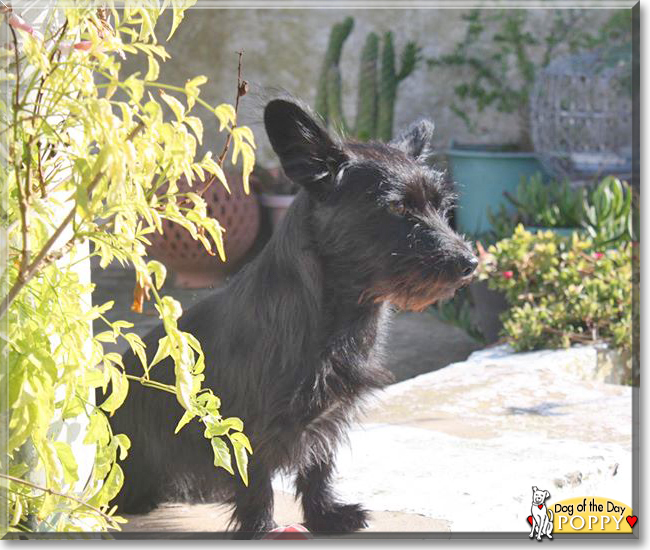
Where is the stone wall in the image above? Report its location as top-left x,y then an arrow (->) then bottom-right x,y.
126,7 -> 615,166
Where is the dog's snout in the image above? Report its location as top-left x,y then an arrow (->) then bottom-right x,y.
459,256 -> 478,277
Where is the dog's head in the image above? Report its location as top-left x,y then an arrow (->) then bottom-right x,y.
532,486 -> 550,506
264,99 -> 477,311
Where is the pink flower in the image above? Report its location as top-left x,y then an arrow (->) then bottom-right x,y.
8,14 -> 34,34
8,14 -> 43,40
73,40 -> 93,51
502,270 -> 514,279
593,252 -> 604,260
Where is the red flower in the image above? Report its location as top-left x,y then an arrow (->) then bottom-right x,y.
502,270 -> 514,279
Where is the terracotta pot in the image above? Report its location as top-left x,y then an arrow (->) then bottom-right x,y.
259,193 -> 296,230
147,172 -> 260,288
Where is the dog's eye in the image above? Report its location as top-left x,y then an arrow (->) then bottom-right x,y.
387,200 -> 407,217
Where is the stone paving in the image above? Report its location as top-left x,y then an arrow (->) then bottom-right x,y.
300,345 -> 634,534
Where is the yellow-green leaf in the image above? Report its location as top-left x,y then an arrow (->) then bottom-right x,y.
174,409 -> 195,434
160,90 -> 185,122
214,103 -> 236,130
211,437 -> 234,475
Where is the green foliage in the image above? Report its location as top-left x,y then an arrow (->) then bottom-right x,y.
582,176 -> 636,248
355,32 -> 379,141
510,173 -> 584,228
486,173 -> 584,241
479,225 -> 632,353
484,175 -> 635,248
316,18 -> 420,141
1,4 -> 254,533
315,16 -> 354,122
428,9 -> 628,148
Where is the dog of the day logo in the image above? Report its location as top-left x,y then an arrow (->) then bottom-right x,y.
528,487 -> 554,540
526,490 -> 637,538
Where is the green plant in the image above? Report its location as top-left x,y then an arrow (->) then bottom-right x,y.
582,176 -> 635,248
510,174 -> 584,228
486,173 -> 584,240
428,9 -> 623,149
316,17 -> 420,141
478,225 -> 631,355
484,174 -> 636,248
1,4 -> 256,533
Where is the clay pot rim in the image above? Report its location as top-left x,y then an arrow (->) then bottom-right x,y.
259,193 -> 297,208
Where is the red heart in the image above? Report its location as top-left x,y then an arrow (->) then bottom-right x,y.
527,516 -> 533,525
626,516 -> 637,528
538,505 -> 543,509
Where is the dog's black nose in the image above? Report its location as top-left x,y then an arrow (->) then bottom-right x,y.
460,256 -> 478,277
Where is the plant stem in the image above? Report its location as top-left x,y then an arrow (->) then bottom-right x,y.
0,473 -> 118,527
0,173 -> 100,319
0,121 -> 144,319
9,24 -> 30,283
197,50 -> 247,198
124,374 -> 176,395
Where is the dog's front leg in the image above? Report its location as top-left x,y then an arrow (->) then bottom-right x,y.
296,459 -> 369,534
537,516 -> 546,541
529,515 -> 536,538
231,461 -> 277,539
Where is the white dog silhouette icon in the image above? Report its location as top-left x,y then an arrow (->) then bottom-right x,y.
529,486 -> 554,540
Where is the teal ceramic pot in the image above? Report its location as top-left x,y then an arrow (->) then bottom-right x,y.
446,143 -> 547,235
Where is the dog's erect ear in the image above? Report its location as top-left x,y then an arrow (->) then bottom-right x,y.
264,100 -> 346,194
391,119 -> 435,162
532,486 -> 538,492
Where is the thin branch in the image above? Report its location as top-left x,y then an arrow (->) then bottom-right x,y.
37,139 -> 46,197
124,374 -> 176,395
8,24 -> 30,283
0,122 -> 143,318
217,50 -> 246,166
197,50 -> 248,198
0,171 -> 101,318
0,473 -> 118,527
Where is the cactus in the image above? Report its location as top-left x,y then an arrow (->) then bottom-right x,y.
354,33 -> 379,141
326,65 -> 349,135
315,17 -> 354,123
378,32 -> 419,141
316,19 -> 420,141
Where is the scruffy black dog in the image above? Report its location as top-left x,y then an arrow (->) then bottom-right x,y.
111,100 -> 477,537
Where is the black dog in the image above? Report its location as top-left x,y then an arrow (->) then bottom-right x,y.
111,100 -> 477,537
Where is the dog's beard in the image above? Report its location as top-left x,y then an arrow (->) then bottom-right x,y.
360,271 -> 468,312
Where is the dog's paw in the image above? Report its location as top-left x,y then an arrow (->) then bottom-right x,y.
305,503 -> 369,533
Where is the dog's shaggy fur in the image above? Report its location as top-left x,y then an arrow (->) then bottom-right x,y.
110,100 -> 477,537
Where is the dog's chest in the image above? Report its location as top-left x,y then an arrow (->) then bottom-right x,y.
289,309 -> 393,454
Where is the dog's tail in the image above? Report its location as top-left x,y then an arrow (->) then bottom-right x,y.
548,509 -> 554,524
